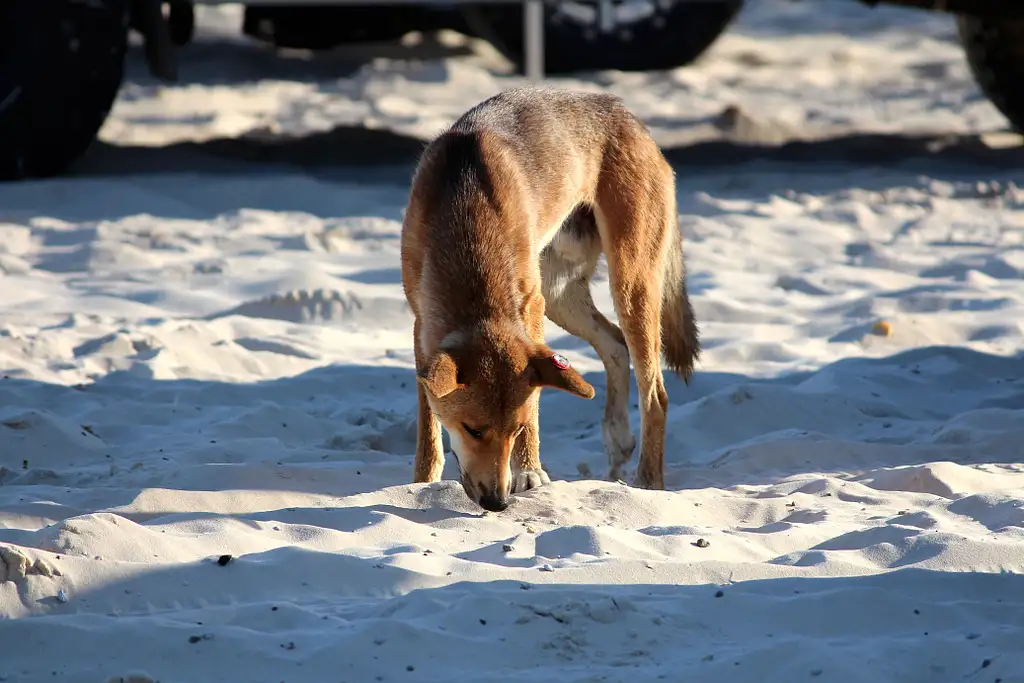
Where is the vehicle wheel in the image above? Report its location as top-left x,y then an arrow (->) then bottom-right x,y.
957,15 -> 1024,132
464,0 -> 743,74
0,0 -> 129,181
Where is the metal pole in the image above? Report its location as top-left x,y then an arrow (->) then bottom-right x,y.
523,0 -> 545,82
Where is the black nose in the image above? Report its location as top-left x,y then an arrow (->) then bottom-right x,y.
478,492 -> 509,512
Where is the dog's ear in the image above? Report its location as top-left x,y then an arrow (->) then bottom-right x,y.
418,350 -> 460,398
528,347 -> 595,400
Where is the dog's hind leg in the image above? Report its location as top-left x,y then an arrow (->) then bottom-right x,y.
540,208 -> 637,482
594,136 -> 676,491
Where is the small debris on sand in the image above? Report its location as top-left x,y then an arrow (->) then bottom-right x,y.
871,320 -> 893,337
106,674 -> 159,683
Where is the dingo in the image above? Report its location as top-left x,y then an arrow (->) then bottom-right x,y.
401,87 -> 699,512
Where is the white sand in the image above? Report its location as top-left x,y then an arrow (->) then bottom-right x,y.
2,2 -> 1024,682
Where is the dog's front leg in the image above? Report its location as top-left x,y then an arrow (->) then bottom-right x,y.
413,381 -> 445,483
412,315 -> 444,483
511,288 -> 552,493
510,392 -> 551,493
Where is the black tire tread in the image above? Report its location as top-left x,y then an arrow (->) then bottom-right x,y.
0,0 -> 128,180
469,0 -> 743,74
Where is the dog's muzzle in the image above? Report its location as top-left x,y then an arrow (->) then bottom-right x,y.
460,473 -> 510,512
478,490 -> 510,513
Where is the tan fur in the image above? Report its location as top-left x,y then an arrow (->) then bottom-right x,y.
400,87 -> 700,511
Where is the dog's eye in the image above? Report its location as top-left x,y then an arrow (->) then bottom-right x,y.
462,423 -> 484,440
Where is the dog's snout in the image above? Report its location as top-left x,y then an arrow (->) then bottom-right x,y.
478,490 -> 510,513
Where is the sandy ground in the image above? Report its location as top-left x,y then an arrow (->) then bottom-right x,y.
1,1 -> 1023,682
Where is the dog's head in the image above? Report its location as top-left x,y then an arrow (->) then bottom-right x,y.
418,326 -> 594,512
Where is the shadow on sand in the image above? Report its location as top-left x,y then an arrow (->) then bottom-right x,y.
2,344 -> 1022,507
0,562 -> 1018,682
73,125 -> 1024,179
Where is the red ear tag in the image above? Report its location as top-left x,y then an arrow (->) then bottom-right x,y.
550,353 -> 571,370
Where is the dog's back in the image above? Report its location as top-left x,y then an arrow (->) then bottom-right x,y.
442,88 -> 648,218
446,87 -> 630,166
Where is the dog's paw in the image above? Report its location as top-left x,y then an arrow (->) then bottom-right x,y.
511,467 -> 551,493
631,469 -> 664,490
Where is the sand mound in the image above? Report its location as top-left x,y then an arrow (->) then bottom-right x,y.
209,289 -> 411,327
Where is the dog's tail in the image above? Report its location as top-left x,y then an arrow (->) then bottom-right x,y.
660,214 -> 700,384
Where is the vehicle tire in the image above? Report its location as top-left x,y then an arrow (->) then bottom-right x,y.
0,0 -> 129,181
464,0 -> 743,74
957,15 -> 1024,132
